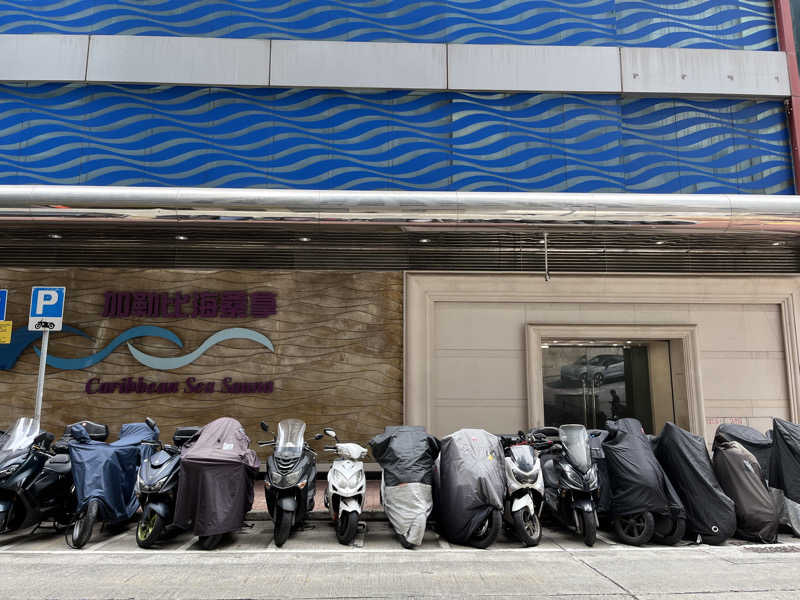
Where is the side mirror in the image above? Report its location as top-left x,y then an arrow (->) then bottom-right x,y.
313,433 -> 324,440
324,428 -> 337,439
145,417 -> 157,431
34,432 -> 54,448
260,421 -> 269,432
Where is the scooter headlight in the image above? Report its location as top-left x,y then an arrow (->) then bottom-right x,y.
270,469 -> 302,488
560,462 -> 585,489
0,463 -> 20,479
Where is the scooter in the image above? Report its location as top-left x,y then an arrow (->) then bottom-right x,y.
500,430 -> 551,547
322,427 -> 367,545
0,418 -> 107,536
539,424 -> 601,546
134,426 -> 200,548
260,419 -> 323,547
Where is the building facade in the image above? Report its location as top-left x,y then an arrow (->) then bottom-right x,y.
1,0 -> 799,449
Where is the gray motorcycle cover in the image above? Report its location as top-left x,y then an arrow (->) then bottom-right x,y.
604,418 -> 685,520
369,426 -> 440,486
768,418 -> 800,504
653,422 -> 736,544
434,429 -> 506,545
715,424 -> 772,480
712,440 -> 778,543
173,417 -> 260,537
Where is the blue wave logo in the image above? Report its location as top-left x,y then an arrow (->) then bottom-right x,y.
0,325 -> 274,371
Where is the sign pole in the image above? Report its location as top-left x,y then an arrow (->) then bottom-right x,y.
34,329 -> 49,423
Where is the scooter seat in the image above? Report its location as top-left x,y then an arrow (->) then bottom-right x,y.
44,453 -> 71,474
173,426 -> 201,447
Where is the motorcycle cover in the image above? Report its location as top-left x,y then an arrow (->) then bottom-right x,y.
768,418 -> 800,504
370,426 -> 440,486
712,440 -> 778,543
434,429 -> 506,545
604,419 -> 684,519
715,424 -> 772,480
370,426 -> 440,545
173,417 -> 259,537
652,422 -> 735,544
69,422 -> 159,522
588,429 -> 612,517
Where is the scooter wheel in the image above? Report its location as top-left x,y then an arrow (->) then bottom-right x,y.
614,512 -> 655,546
653,516 -> 686,546
198,534 -> 223,550
336,511 -> 359,546
71,499 -> 99,549
469,509 -> 501,549
581,511 -> 597,547
512,507 -> 542,547
274,509 -> 293,547
136,511 -> 165,549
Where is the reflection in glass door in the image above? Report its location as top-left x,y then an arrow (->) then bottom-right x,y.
541,344 -> 654,433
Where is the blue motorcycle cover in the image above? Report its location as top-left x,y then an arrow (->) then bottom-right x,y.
69,422 -> 158,522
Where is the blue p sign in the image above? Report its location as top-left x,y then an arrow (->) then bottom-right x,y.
28,286 -> 66,331
0,289 -> 6,321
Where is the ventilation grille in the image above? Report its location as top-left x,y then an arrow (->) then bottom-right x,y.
0,224 -> 797,274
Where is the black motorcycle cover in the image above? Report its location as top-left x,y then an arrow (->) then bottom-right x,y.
173,417 -> 260,537
715,423 -> 772,479
712,440 -> 778,543
604,419 -> 684,519
653,422 -> 735,544
369,426 -> 440,486
434,429 -> 506,545
69,422 -> 159,522
588,429 -> 612,517
769,418 -> 800,504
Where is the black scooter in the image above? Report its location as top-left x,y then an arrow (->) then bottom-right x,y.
134,425 -> 200,548
259,419 -> 322,547
539,424 -> 601,546
0,418 -> 108,535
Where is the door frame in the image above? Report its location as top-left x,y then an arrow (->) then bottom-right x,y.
526,324 -> 703,433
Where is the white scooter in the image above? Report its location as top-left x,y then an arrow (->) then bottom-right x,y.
500,431 -> 549,546
322,427 -> 367,545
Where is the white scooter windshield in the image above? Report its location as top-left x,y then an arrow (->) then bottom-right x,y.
0,417 -> 40,463
558,424 -> 592,473
275,419 -> 306,460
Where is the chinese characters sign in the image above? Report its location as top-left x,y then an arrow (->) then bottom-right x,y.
102,290 -> 276,319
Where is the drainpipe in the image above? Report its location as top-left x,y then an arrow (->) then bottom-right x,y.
774,0 -> 800,192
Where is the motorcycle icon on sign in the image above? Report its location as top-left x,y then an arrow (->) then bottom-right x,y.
33,320 -> 55,330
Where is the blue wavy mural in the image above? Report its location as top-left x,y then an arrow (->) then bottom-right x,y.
0,0 -> 778,49
0,84 -> 791,194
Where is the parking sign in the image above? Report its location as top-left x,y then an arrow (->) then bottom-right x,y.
0,289 -> 6,321
28,286 -> 66,331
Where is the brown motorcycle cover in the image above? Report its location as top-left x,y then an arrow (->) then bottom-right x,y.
173,417 -> 260,537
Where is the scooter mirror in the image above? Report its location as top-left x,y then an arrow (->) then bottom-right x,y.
145,417 -> 157,431
260,421 -> 269,432
324,428 -> 337,439
313,433 -> 324,440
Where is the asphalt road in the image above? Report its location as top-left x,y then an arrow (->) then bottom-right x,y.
1,520 -> 800,599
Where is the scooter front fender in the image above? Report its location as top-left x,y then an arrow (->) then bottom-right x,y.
573,497 -> 595,513
338,496 -> 362,516
143,500 -> 170,520
277,496 -> 297,513
511,494 -> 535,514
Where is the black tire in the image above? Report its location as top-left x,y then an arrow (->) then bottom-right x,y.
470,510 -> 501,549
71,499 -> 99,549
336,511 -> 359,546
398,534 -> 416,549
512,506 -> 542,547
274,509 -> 293,547
654,515 -> 686,546
136,510 -> 165,549
198,534 -> 223,550
593,372 -> 605,385
581,510 -> 597,547
614,512 -> 655,546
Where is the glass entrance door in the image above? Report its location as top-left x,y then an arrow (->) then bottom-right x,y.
541,344 -> 654,432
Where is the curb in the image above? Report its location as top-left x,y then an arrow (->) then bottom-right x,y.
246,510 -> 387,522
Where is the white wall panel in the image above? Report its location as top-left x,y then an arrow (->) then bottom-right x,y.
0,34 -> 88,81
270,40 -> 446,89
86,35 -> 269,85
621,48 -> 790,97
448,44 -> 621,93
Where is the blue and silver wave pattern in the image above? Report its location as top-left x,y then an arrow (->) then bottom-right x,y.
0,0 -> 778,49
0,84 -> 792,194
